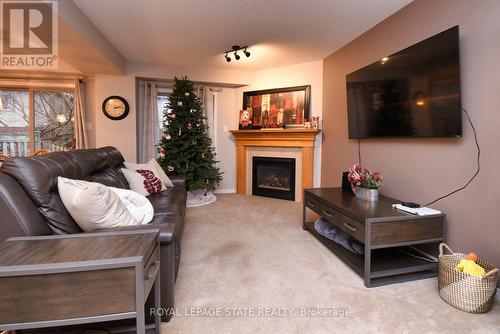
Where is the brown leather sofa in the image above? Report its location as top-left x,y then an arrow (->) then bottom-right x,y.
0,146 -> 186,323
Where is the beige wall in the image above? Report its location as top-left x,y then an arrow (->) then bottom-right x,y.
322,0 -> 500,269
94,74 -> 136,161
91,60 -> 323,192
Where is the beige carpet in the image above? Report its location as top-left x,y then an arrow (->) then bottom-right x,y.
163,194 -> 500,334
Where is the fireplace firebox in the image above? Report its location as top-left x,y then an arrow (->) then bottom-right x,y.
252,157 -> 296,201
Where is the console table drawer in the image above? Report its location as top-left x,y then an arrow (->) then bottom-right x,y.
305,196 -> 321,212
371,218 -> 444,246
316,202 -> 365,243
336,213 -> 364,243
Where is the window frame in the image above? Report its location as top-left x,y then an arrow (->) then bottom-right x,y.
0,85 -> 74,155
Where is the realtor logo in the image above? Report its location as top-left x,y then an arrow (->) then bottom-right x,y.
0,0 -> 58,69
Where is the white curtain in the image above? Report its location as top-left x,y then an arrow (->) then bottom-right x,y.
73,79 -> 88,149
137,81 -> 159,163
194,85 -> 207,117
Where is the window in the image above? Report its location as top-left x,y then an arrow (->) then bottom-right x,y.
157,94 -> 169,130
0,88 -> 74,156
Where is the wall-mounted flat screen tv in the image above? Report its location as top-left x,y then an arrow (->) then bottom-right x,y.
346,26 -> 461,138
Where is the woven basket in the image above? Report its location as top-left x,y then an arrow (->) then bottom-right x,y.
438,243 -> 498,313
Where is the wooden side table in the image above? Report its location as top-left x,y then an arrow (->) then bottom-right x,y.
0,230 -> 161,334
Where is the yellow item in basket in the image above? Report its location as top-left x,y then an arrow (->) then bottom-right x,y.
455,252 -> 486,277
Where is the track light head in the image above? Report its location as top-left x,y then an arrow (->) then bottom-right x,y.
234,51 -> 240,60
225,53 -> 231,62
244,48 -> 251,57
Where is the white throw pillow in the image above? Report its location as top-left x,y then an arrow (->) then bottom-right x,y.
124,159 -> 174,188
109,186 -> 153,224
57,177 -> 153,232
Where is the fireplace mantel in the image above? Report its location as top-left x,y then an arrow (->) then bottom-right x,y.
230,129 -> 321,201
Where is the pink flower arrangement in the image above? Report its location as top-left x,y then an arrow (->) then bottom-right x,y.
348,164 -> 383,191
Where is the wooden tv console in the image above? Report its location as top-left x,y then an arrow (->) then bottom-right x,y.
303,188 -> 445,287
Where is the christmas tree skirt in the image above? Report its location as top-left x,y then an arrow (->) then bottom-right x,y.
186,189 -> 217,208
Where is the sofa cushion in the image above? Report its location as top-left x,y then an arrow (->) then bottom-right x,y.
0,173 -> 51,239
0,147 -> 128,234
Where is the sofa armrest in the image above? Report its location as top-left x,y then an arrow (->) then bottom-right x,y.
169,175 -> 186,189
90,222 -> 176,245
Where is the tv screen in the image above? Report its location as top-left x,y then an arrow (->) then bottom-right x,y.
346,26 -> 461,139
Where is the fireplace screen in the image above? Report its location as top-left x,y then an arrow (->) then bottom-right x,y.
252,157 -> 296,201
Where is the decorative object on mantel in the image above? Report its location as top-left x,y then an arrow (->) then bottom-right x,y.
242,85 -> 310,130
311,116 -> 320,129
285,123 -> 305,129
348,164 -> 382,202
239,109 -> 253,130
304,119 -> 311,129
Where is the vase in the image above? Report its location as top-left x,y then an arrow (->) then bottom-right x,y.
355,186 -> 379,202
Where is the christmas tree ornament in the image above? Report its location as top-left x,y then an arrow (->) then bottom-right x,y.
163,133 -> 171,140
170,113 -> 176,119
190,109 -> 194,113
187,122 -> 192,129
185,92 -> 190,96
178,128 -> 182,136
177,101 -> 183,106
192,140 -> 196,145
201,153 -> 205,159
167,165 -> 174,172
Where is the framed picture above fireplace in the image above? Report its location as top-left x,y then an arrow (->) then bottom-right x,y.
242,85 -> 311,129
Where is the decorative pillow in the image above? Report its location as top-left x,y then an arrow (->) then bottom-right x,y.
110,186 -> 154,225
57,177 -> 153,232
122,168 -> 163,196
124,159 -> 174,188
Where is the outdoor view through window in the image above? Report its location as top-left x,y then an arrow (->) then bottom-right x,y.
0,89 -> 74,157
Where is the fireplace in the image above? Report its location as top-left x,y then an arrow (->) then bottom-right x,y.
252,157 -> 296,201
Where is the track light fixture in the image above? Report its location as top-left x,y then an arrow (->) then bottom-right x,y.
224,45 -> 250,62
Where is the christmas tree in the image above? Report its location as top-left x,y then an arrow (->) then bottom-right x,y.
157,77 -> 222,191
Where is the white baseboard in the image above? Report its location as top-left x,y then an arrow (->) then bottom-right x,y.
214,188 -> 236,194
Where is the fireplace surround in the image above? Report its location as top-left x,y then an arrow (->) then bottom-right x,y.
252,157 -> 296,201
230,129 -> 320,202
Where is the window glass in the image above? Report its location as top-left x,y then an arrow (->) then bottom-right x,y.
34,91 -> 74,151
157,94 -> 169,129
0,90 -> 30,156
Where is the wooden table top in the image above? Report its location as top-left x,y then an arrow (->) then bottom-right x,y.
0,230 -> 158,267
305,187 -> 445,222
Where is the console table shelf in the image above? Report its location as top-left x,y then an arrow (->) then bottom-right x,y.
303,188 -> 445,287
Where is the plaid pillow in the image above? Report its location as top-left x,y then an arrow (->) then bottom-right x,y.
136,169 -> 163,195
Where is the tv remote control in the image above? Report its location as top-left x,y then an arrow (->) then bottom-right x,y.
401,202 -> 421,208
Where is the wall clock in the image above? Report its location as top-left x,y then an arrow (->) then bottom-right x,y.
102,96 -> 130,120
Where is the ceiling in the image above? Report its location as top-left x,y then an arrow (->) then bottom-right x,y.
73,0 -> 412,71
